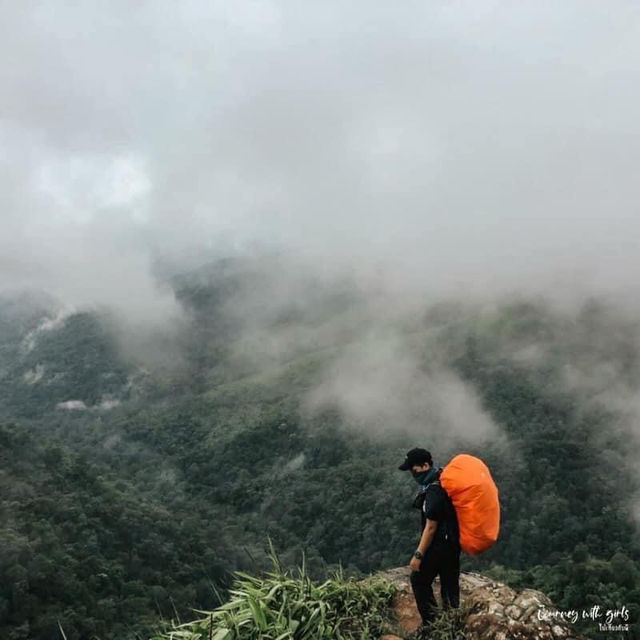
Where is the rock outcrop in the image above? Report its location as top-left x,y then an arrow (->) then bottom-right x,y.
378,567 -> 590,639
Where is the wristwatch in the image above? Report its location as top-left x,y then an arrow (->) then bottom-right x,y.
413,550 -> 423,559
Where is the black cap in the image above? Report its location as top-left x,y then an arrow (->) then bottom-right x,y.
398,448 -> 433,471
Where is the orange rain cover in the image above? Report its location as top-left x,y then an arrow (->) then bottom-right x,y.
440,453 -> 500,555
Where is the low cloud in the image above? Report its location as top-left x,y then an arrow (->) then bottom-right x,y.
21,307 -> 75,353
2,2 -> 640,325
304,332 -> 498,447
2,1 -> 640,519
23,364 -> 45,384
56,400 -> 88,411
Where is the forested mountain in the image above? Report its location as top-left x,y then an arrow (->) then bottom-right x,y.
1,259 -> 639,639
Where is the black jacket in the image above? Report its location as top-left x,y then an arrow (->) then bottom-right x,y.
419,481 -> 460,550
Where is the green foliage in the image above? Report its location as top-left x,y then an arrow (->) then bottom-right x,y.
486,552 -> 640,640
155,545 -> 396,640
0,422 -> 238,640
1,277 -> 639,639
425,604 -> 469,640
0,308 -> 129,419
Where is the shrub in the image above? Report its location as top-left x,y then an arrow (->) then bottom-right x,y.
154,545 -> 396,640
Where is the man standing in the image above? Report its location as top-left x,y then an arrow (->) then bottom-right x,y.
399,448 -> 461,636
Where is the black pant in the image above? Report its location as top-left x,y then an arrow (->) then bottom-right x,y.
410,543 -> 461,625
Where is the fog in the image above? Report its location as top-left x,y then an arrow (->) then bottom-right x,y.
304,333 -> 500,446
2,1 -> 640,311
3,3 -> 640,469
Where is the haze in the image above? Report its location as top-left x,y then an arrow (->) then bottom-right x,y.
2,1 -> 640,313
5,2 -> 640,521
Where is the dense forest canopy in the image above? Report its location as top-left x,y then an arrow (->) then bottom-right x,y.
1,259 -> 639,639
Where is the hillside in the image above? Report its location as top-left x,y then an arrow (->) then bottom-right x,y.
1,262 -> 639,639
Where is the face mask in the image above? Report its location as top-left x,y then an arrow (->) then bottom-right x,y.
411,465 -> 440,487
412,469 -> 431,485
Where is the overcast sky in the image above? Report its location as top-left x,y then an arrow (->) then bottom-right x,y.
2,1 -> 640,316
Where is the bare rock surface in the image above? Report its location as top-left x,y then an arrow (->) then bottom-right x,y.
378,567 -> 590,639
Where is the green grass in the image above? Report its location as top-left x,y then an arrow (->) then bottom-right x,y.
424,605 -> 470,640
153,544 -> 396,640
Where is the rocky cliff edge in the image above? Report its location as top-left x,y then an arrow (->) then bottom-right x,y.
378,567 -> 590,640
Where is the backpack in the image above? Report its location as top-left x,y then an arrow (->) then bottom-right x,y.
439,453 -> 500,555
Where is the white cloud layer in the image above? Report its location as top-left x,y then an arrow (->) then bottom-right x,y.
305,333 -> 499,445
1,1 -> 640,312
